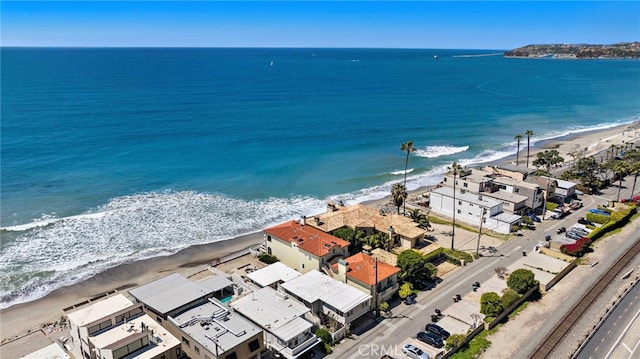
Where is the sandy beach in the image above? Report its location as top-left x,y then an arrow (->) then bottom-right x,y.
1,121 -> 639,354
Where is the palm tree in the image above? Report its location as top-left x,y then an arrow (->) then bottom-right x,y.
448,161 -> 463,250
400,141 -> 416,214
525,130 -> 534,168
625,150 -> 640,197
391,183 -> 407,215
614,160 -> 630,202
514,134 -> 523,166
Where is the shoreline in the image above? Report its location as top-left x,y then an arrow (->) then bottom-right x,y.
1,120 -> 639,344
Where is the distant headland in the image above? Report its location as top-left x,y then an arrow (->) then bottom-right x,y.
504,42 -> 640,59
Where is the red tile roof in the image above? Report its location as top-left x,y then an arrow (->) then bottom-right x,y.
331,252 -> 400,286
264,220 -> 349,257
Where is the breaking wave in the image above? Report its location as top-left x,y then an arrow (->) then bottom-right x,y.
415,145 -> 470,158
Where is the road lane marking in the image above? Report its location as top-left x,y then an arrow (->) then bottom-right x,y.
622,343 -> 631,353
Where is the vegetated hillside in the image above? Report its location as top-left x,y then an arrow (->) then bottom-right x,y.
504,42 -> 640,59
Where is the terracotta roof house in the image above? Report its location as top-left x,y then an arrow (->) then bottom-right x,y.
331,252 -> 400,307
306,203 -> 426,250
263,220 -> 350,274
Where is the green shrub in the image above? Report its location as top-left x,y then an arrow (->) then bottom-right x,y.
322,343 -> 332,354
585,212 -> 611,224
546,202 -> 559,211
480,292 -> 503,317
445,333 -> 466,350
500,289 -> 521,309
507,269 -> 538,294
258,253 -> 279,264
423,247 -> 445,263
315,328 -> 332,345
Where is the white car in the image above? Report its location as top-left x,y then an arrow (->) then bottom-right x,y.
402,344 -> 430,359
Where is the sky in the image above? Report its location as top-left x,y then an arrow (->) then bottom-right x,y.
1,1 -> 639,49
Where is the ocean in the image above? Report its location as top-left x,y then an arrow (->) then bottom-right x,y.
1,48 -> 639,308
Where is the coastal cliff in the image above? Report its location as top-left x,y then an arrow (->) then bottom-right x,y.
504,42 -> 640,59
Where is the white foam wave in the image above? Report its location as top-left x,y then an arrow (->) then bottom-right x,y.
390,168 -> 414,176
0,191 -> 326,309
415,145 -> 469,158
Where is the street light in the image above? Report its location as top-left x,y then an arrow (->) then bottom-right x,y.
542,176 -> 552,220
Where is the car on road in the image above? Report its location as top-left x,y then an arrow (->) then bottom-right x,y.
417,331 -> 444,348
556,227 -> 566,234
402,343 -> 430,359
425,323 -> 450,340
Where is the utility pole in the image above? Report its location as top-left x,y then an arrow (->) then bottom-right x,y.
476,207 -> 486,256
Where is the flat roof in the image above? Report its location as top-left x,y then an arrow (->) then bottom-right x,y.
67,294 -> 134,327
129,273 -> 212,315
196,269 -> 234,293
431,187 -> 501,208
482,190 -> 528,204
492,176 -> 540,189
230,287 -> 311,341
492,212 -> 521,223
171,300 -> 262,354
280,270 -> 371,313
541,176 -> 577,189
246,262 -> 301,287
90,314 -> 180,359
20,343 -> 70,359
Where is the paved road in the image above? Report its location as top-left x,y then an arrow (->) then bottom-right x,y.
576,280 -> 640,359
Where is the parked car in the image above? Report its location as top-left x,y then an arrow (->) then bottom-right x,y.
571,227 -> 589,236
404,294 -> 417,305
417,331 -> 444,348
578,217 -> 594,226
528,213 -> 541,223
566,231 -> 582,240
425,323 -> 450,339
402,344 -> 430,359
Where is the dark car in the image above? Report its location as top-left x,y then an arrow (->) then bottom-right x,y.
578,217 -> 594,226
425,323 -> 450,339
404,294 -> 417,305
417,331 -> 444,348
557,227 -> 566,234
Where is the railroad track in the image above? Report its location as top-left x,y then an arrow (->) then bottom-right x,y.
530,238 -> 640,359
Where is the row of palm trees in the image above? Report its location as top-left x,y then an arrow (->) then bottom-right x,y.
514,129 -> 534,167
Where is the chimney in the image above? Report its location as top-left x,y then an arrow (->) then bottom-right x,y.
337,259 -> 348,283
300,215 -> 306,226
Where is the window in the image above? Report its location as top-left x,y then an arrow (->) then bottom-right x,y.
182,336 -> 190,347
463,182 -> 468,188
458,200 -> 462,205
514,188 -> 520,193
249,339 -> 260,352
195,346 -> 200,354
457,209 -> 461,214
176,348 -> 182,357
267,235 -> 272,242
444,178 -> 447,182
156,316 -> 162,323
226,353 -> 238,359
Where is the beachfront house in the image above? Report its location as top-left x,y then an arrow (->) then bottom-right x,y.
280,270 -> 372,340
246,261 -> 301,289
306,203 -> 427,250
541,176 -> 577,203
526,176 -> 559,204
129,273 -> 265,359
429,186 -> 521,234
442,168 -> 494,193
229,287 -> 321,359
263,220 -> 350,274
492,176 -> 544,212
66,293 -> 182,359
330,252 -> 400,307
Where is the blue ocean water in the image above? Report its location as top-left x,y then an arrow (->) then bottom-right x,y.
1,48 -> 639,308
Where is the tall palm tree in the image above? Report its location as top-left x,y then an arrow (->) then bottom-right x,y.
448,161 -> 463,250
391,183 -> 407,215
614,160 -> 630,202
514,134 -> 523,166
628,161 -> 640,198
400,141 -> 416,214
525,130 -> 534,168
